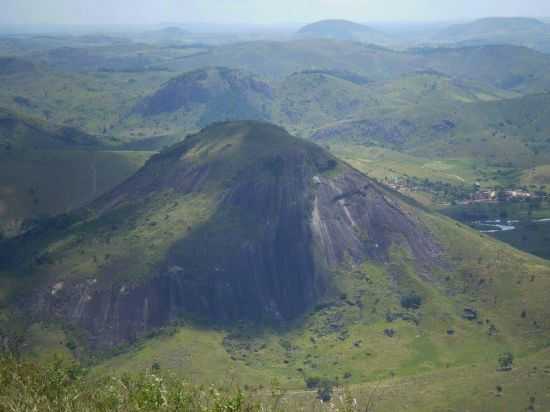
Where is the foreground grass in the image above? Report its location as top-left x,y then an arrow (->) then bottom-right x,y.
3,349 -> 550,412
0,356 -> 364,412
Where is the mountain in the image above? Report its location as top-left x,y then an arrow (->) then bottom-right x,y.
1,122 -> 550,400
436,17 -> 550,53
131,67 -> 273,128
1,121 -> 440,348
297,20 -> 392,44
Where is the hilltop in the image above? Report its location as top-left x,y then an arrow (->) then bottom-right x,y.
297,20 -> 392,44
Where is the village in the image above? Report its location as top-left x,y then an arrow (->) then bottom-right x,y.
385,176 -> 549,205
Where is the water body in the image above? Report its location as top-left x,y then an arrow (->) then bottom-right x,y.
470,218 -> 550,260
473,219 -> 517,233
472,218 -> 550,233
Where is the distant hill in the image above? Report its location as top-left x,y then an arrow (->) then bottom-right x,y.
436,17 -> 550,52
156,39 -> 550,91
134,67 -> 272,116
313,90 -> 550,169
271,70 -> 377,132
297,19 -> 391,44
411,45 -> 550,93
131,66 -> 273,129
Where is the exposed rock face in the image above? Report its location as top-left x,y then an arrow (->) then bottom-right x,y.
311,169 -> 439,268
28,122 -> 441,349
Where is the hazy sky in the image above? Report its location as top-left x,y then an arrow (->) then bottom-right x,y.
2,0 -> 550,25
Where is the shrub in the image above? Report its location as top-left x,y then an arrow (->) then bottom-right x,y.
400,293 -> 422,310
305,376 -> 321,389
498,352 -> 514,371
316,379 -> 336,403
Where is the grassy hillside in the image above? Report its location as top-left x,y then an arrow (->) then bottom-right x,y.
0,67 -> 173,139
0,149 -> 151,237
315,92 -> 550,171
521,165 -> 550,186
0,108 -> 152,237
83,205 -> 550,384
0,107 -> 99,150
271,70 -> 377,135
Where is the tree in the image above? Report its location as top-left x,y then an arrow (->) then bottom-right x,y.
317,379 -> 335,402
498,352 -> 514,371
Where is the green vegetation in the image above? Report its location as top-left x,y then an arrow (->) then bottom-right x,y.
498,352 -> 514,371
3,349 -> 550,412
0,355 -> 340,412
56,210 -> 549,396
2,29 -> 550,412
